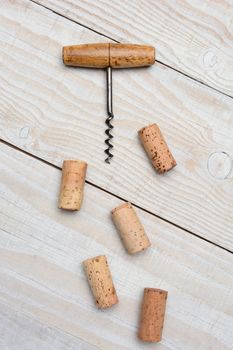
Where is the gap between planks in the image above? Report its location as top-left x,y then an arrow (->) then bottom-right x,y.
29,0 -> 233,100
2,0 -> 232,251
1,138 -> 232,255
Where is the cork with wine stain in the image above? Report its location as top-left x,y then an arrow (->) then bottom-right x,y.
83,255 -> 118,309
111,202 -> 151,254
138,288 -> 168,342
138,123 -> 176,173
58,160 -> 87,211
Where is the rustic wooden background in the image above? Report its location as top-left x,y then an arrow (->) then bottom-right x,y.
0,1 -> 233,349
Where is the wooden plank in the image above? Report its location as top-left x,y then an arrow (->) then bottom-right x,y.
1,142 -> 233,349
33,0 -> 233,97
0,302 -> 98,350
0,0 -> 233,251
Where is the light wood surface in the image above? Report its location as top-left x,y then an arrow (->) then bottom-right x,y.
1,142 -> 233,349
0,302 -> 98,350
0,0 -> 233,250
1,1 -> 233,348
34,0 -> 233,96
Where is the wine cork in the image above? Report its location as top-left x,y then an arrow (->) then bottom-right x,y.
138,288 -> 168,342
111,202 -> 151,254
138,123 -> 176,173
58,160 -> 87,211
83,255 -> 118,309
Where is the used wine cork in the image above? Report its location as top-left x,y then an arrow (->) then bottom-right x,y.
111,202 -> 151,254
83,255 -> 118,309
138,123 -> 176,173
58,160 -> 87,211
138,288 -> 168,342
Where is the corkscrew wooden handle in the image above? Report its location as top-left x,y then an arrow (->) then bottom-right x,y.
63,43 -> 155,68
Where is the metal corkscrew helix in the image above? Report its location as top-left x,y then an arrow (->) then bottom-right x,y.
62,43 -> 155,163
105,67 -> 114,163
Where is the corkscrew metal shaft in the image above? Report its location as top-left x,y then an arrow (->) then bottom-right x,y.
105,67 -> 114,163
62,43 -> 155,163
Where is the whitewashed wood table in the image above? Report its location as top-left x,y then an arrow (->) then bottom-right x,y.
0,1 -> 233,349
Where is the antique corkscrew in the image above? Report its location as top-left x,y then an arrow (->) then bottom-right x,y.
62,43 -> 155,163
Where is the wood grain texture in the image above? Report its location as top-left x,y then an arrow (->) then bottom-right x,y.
34,0 -> 233,96
1,142 -> 233,349
0,0 -> 233,251
0,302 -> 98,350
